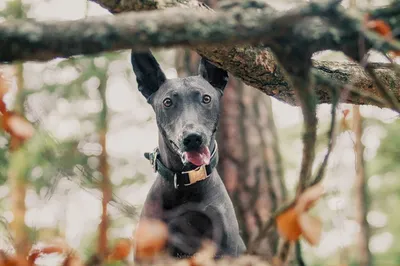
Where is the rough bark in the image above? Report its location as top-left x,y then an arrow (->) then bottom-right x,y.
1,0 -> 399,108
352,106 -> 372,266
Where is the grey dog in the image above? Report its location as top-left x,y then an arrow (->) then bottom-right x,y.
131,50 -> 246,259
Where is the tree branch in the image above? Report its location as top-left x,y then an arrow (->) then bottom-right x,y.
1,0 -> 399,108
0,2 -> 339,63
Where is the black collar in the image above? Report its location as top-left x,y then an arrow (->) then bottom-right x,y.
144,142 -> 219,189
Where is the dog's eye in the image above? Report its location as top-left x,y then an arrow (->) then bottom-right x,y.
163,98 -> 173,107
202,95 -> 211,104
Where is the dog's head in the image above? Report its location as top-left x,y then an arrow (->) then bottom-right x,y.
131,50 -> 228,167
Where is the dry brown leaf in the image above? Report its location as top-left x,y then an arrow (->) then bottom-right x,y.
298,213 -> 322,246
134,218 -> 168,260
295,183 -> 325,213
107,238 -> 132,262
276,207 -> 302,242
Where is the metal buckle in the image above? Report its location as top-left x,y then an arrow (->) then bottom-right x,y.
182,165 -> 207,186
175,165 -> 207,189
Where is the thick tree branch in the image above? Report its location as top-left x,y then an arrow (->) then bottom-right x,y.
0,0 -> 399,108
0,2 -> 339,63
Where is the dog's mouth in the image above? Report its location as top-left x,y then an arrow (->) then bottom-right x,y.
169,140 -> 211,167
182,146 -> 211,167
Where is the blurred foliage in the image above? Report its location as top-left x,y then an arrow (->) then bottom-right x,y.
372,118 -> 400,174
0,0 -> 148,256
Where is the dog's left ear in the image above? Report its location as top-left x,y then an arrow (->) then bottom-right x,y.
198,57 -> 229,92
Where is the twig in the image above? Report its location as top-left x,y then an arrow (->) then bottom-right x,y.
294,75 -> 318,194
309,78 -> 339,186
295,241 -> 306,266
276,240 -> 292,265
382,53 -> 400,77
248,201 -> 296,253
97,68 -> 110,260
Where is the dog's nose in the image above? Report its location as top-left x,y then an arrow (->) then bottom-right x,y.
183,133 -> 203,150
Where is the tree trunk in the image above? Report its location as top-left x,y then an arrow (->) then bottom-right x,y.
216,78 -> 287,258
352,106 -> 372,266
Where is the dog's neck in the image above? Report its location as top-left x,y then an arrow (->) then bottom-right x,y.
157,133 -> 216,173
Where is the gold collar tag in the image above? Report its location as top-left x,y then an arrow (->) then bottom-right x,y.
182,165 -> 208,186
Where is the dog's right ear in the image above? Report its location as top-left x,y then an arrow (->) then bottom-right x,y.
131,50 -> 167,102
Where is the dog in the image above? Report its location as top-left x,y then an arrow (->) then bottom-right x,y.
131,50 -> 246,259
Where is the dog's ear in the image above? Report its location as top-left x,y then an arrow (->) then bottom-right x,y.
131,50 -> 167,102
198,57 -> 229,92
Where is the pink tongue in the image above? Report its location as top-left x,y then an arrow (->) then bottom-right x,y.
184,146 -> 211,166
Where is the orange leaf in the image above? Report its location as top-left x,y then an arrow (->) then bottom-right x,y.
6,115 -> 34,141
298,213 -> 322,246
295,183 -> 325,213
276,207 -> 302,242
134,219 -> 168,260
107,239 -> 132,261
366,19 -> 392,37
